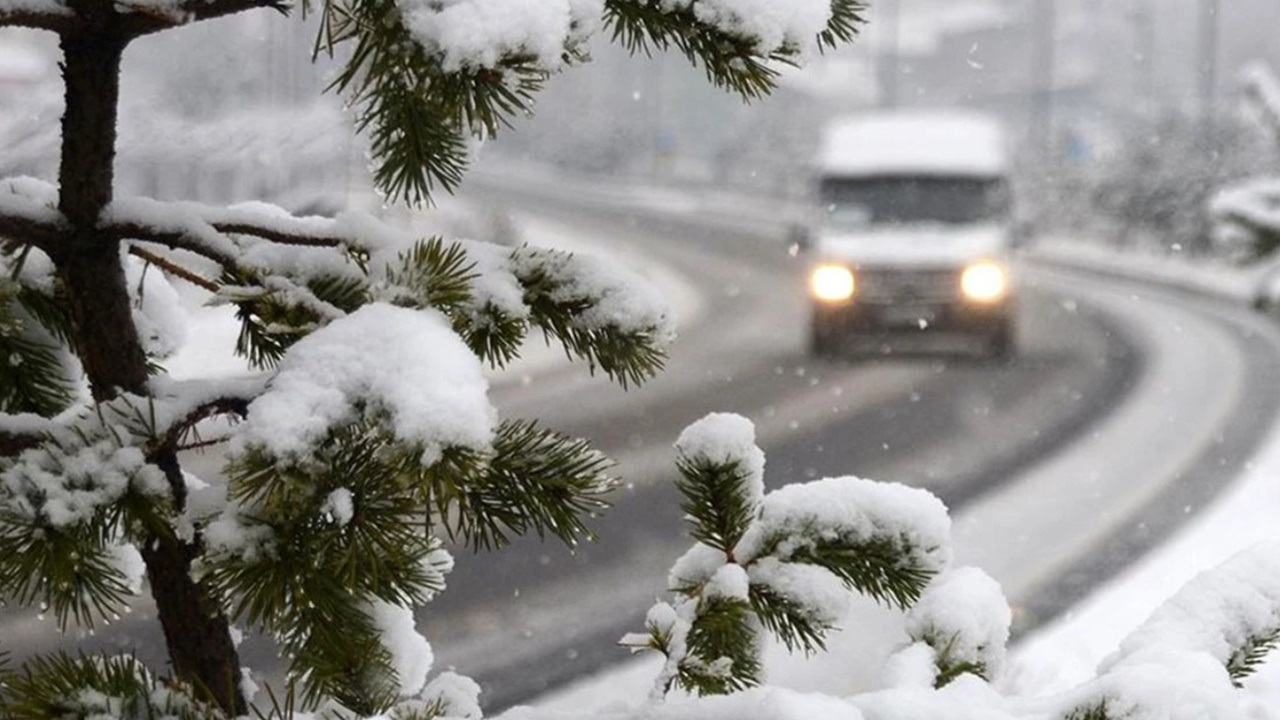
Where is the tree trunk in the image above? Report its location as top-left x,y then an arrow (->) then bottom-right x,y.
54,33 -> 248,715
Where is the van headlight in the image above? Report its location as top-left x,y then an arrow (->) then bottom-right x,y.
960,261 -> 1008,303
810,264 -> 855,302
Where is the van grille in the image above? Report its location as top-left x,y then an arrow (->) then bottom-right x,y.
856,268 -> 959,302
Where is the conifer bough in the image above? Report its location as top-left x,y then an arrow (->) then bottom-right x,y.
0,0 -> 866,717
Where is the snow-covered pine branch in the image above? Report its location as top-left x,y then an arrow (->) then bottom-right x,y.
319,0 -> 868,204
623,413 -> 955,698
1052,539 -> 1280,719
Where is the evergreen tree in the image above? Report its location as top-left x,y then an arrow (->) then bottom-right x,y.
0,0 -> 866,718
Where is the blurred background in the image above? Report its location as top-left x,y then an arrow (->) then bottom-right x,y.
3,0 -> 1280,257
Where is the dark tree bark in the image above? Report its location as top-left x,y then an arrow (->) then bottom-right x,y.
52,31 -> 248,716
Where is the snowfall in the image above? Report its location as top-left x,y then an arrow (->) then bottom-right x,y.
9,0 -> 1280,716
143,196 -> 1280,720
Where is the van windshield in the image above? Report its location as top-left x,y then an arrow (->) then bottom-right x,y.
819,175 -> 1010,228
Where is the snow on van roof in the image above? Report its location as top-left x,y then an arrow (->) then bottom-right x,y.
817,110 -> 1007,177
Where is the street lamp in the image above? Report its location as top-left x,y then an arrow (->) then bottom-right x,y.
1198,0 -> 1220,139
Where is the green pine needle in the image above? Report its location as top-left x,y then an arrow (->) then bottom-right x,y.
780,533 -> 936,611
747,582 -> 828,656
678,596 -> 761,695
517,251 -> 667,389
0,292 -> 76,417
1064,700 -> 1116,720
0,653 -> 222,720
674,455 -> 757,555
1227,626 -> 1280,688
423,419 -> 617,551
385,237 -> 477,313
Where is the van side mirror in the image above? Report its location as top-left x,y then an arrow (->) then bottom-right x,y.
788,223 -> 812,255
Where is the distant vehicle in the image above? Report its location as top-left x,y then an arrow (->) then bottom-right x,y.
795,110 -> 1020,359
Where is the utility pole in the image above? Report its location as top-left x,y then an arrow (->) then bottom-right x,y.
1197,0 -> 1220,140
1030,0 -> 1056,157
880,0 -> 900,108
1130,0 -> 1155,115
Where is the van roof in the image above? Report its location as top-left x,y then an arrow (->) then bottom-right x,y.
817,110 -> 1007,177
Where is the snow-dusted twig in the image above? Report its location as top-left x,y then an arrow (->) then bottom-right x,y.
128,245 -> 219,292
0,429 -> 45,457
148,395 -> 251,460
115,0 -> 288,37
0,205 -> 68,252
102,200 -> 364,271
0,2 -> 76,33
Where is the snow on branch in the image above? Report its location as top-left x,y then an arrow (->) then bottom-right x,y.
626,413 -> 955,698
0,412 -> 55,456
0,177 -> 68,251
0,0 -> 75,33
1241,61 -> 1280,146
101,197 -> 364,270
114,0 -> 288,37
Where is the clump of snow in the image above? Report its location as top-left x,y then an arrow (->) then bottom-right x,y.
500,684 -> 859,720
368,599 -> 434,696
1103,539 -> 1280,676
881,641 -> 938,689
1,411 -> 168,528
749,557 -> 850,629
704,564 -> 750,602
0,175 -> 64,230
454,240 -> 531,323
106,542 -> 146,594
420,542 -> 456,602
513,247 -> 677,347
321,487 -> 355,526
420,671 -> 484,719
201,505 -> 276,564
233,303 -> 496,464
1054,650 -> 1240,720
659,0 -> 832,56
398,0 -> 601,73
668,542 -> 729,591
125,252 -> 189,359
735,476 -> 952,576
903,567 -> 1011,682
851,674 -> 1014,720
674,412 -> 765,506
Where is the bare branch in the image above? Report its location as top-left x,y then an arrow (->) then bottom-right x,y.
116,0 -> 288,37
129,245 -> 219,292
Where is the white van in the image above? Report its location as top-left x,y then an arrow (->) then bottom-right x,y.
798,110 -> 1019,359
